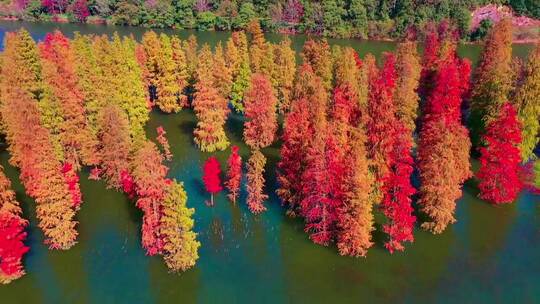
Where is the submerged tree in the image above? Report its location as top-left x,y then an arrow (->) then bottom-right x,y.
366,53 -> 397,193
477,103 -> 523,204
272,37 -> 296,113
193,45 -> 230,152
380,122 -> 416,253
156,126 -> 173,161
515,43 -> 540,162
131,141 -> 168,256
72,33 -> 106,141
246,150 -> 268,214
161,180 -> 200,272
39,30 -> 98,168
0,166 -> 29,284
469,19 -> 513,147
301,39 -> 333,90
418,50 -> 472,234
243,73 -> 278,150
97,104 -> 132,189
0,30 -> 78,250
276,97 -> 311,215
229,31 -> 251,113
202,157 -> 222,206
394,41 -> 421,131
225,146 -> 242,203
212,42 -> 233,100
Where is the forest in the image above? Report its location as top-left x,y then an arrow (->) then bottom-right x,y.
0,18 -> 539,285
0,0 -> 539,40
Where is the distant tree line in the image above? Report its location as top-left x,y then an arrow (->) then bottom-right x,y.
1,0 -> 539,40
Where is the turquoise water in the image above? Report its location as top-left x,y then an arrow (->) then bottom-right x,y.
0,20 -> 538,304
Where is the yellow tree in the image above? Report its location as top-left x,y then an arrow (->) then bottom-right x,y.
515,42 -> 540,162
213,42 -> 233,99
394,41 -> 421,131
140,30 -> 161,99
247,19 -> 266,73
39,31 -> 99,168
246,150 -> 268,214
193,44 -> 230,152
470,19 -> 514,147
156,33 -> 182,113
301,39 -> 333,91
273,37 -> 296,113
170,36 -> 189,108
72,33 -> 106,141
184,35 -> 198,84
109,34 -> 150,145
161,180 -> 200,272
229,31 -> 251,113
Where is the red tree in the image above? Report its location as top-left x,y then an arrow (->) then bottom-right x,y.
0,167 -> 29,284
367,53 -> 398,183
97,105 -> 132,189
131,141 -> 169,256
477,103 -> 523,204
298,65 -> 336,245
68,0 -> 90,22
380,122 -> 416,253
225,146 -> 242,203
61,162 -> 82,209
202,157 -> 222,206
120,170 -> 136,200
417,49 -> 472,234
276,97 -> 311,215
243,73 -> 278,149
156,126 -> 172,161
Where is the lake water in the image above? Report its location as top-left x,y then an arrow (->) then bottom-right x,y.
0,20 -> 538,304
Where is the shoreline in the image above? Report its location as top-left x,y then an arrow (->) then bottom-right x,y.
1,16 -> 538,44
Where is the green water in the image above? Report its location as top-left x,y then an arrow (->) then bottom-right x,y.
0,20 -> 538,304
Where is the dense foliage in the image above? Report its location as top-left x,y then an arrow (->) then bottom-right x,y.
477,103 -> 523,204
0,166 -> 29,284
0,21 -> 538,283
0,30 -> 199,279
2,0 -> 538,40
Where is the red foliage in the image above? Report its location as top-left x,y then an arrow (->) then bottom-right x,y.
225,146 -> 242,203
88,167 -> 102,180
39,31 -> 98,167
61,163 -> 82,209
131,142 -> 169,256
367,53 -> 398,181
299,66 -> 336,245
380,122 -> 416,253
282,0 -> 304,24
120,169 -> 136,200
0,213 -> 29,280
417,51 -> 472,234
0,169 -> 29,283
156,126 -> 173,161
202,157 -> 222,205
477,103 -> 523,204
42,0 -> 68,14
276,97 -> 312,214
243,73 -> 278,150
68,0 -> 90,23
300,130 -> 338,245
